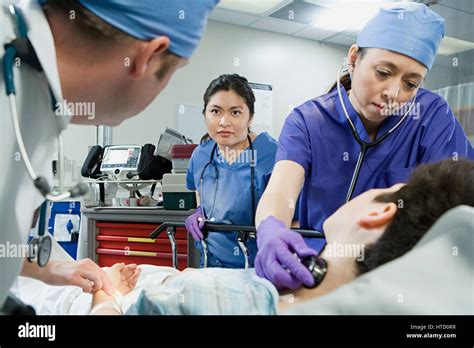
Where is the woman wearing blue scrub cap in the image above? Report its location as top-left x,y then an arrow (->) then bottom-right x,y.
254,2 -> 474,290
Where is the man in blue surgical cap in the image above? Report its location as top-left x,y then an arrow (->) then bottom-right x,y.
0,0 -> 218,311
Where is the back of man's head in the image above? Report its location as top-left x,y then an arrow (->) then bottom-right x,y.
357,158 -> 474,275
42,0 -> 218,58
41,0 -> 218,125
42,0 -> 217,79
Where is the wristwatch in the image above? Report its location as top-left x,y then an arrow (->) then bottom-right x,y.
302,256 -> 328,289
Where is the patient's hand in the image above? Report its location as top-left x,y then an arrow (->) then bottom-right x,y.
90,264 -> 140,315
106,263 -> 141,295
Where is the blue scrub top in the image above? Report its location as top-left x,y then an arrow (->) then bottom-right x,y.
187,132 -> 278,268
276,86 -> 474,252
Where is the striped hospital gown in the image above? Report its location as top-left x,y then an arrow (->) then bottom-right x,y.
126,268 -> 279,315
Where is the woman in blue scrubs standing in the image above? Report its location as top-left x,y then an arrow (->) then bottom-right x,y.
254,2 -> 474,289
185,74 -> 278,268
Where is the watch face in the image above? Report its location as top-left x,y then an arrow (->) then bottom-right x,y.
38,235 -> 52,267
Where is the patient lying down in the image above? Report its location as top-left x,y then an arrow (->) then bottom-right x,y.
19,159 -> 474,314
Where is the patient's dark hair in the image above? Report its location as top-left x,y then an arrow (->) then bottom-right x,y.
356,158 -> 474,275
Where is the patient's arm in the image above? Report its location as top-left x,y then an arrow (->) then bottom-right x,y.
90,263 -> 141,315
90,290 -> 120,315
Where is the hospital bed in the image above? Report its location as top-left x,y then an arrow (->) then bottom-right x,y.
150,222 -> 324,269
14,205 -> 473,315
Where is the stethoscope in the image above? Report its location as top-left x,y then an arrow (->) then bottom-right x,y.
199,134 -> 256,222
197,134 -> 256,268
336,64 -> 417,202
3,5 -> 88,266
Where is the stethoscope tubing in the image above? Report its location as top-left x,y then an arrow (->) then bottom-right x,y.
336,65 -> 417,202
199,134 -> 256,223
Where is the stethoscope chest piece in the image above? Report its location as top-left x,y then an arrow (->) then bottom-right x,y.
302,255 -> 328,289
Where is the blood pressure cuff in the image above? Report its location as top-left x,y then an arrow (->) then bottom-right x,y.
138,144 -> 172,180
81,145 -> 103,178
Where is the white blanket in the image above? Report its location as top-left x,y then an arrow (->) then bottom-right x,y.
18,264 -> 178,315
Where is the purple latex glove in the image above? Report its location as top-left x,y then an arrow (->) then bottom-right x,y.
255,216 -> 318,290
185,206 -> 206,241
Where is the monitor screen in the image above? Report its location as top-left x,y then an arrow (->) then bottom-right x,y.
100,146 -> 141,171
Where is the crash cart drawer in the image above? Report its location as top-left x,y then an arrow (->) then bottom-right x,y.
96,222 -> 188,270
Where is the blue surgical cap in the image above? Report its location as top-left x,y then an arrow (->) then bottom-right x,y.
356,2 -> 445,70
76,0 -> 219,58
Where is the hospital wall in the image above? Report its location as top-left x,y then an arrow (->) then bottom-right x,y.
61,20 -> 347,166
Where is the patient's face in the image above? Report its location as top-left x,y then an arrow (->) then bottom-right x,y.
323,184 -> 404,246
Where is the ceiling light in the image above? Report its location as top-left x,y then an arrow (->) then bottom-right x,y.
438,36 -> 474,56
311,2 -> 383,32
217,0 -> 286,15
305,0 -> 404,9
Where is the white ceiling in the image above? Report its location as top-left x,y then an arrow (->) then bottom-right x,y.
208,0 -> 474,52
208,1 -> 358,45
